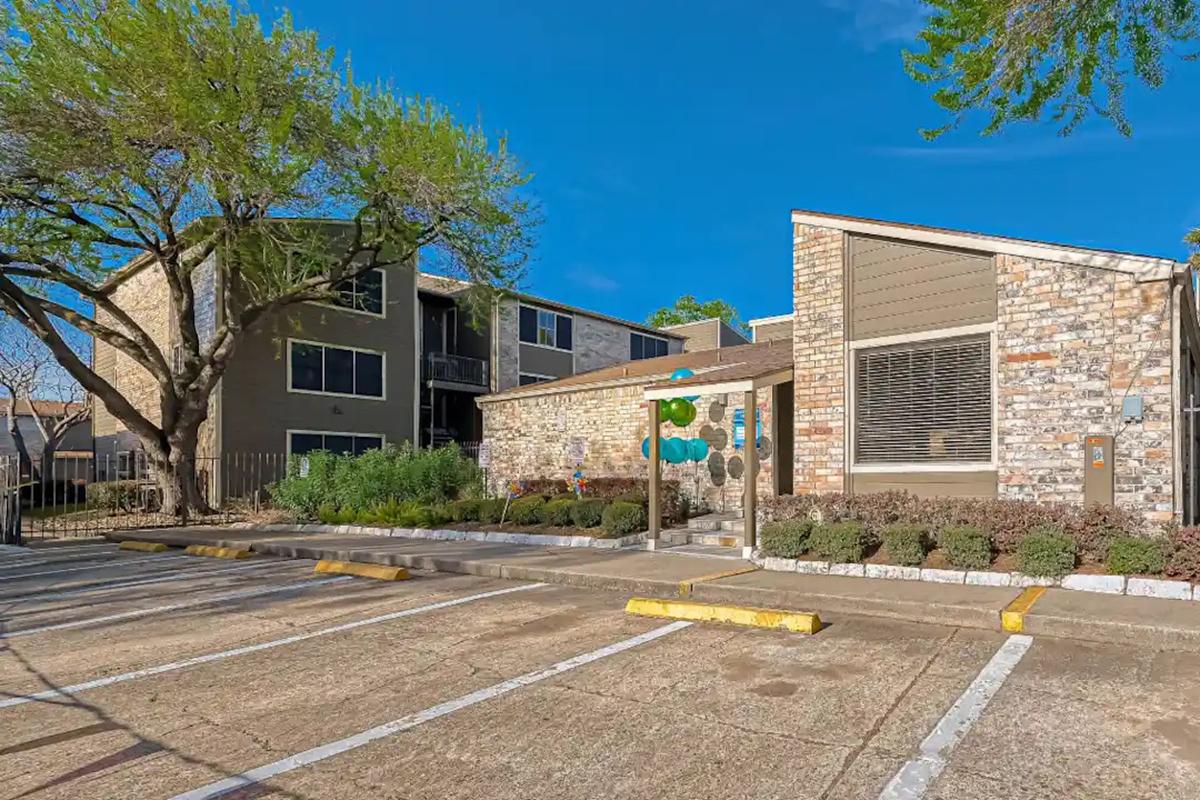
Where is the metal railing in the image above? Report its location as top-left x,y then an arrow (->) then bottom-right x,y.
424,352 -> 488,387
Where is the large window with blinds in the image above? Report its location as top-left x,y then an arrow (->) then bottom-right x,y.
854,334 -> 992,466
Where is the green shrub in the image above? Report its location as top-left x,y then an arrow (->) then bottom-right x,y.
939,525 -> 992,570
270,443 -> 481,517
759,520 -> 812,559
612,491 -> 647,506
1166,526 -> 1200,581
882,523 -> 929,567
88,480 -> 140,510
447,498 -> 482,522
1017,526 -> 1077,578
1106,535 -> 1167,576
809,521 -> 866,563
396,505 -> 449,529
600,501 -> 647,537
316,503 -> 338,524
477,498 -> 505,524
508,495 -> 547,525
570,498 -> 606,529
545,497 -> 576,526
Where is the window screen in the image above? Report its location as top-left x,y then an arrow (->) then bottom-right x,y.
854,334 -> 992,465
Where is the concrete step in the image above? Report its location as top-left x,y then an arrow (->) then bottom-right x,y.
686,514 -> 744,533
687,531 -> 744,549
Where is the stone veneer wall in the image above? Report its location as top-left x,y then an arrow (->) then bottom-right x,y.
996,255 -> 1174,522
479,383 -> 774,513
792,223 -> 846,493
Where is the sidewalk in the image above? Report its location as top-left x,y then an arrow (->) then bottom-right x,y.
105,526 -> 1200,651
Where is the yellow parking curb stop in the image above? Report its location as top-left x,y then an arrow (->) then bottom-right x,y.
314,560 -> 410,581
1001,586 -> 1046,633
626,597 -> 821,634
185,544 -> 253,559
677,564 -> 759,597
119,540 -> 169,553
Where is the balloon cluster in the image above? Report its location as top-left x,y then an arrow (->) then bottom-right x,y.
640,368 -> 708,463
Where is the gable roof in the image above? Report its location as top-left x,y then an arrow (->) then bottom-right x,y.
791,209 -> 1183,282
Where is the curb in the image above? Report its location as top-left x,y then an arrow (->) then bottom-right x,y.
185,544 -> 253,560
232,522 -> 647,550
313,560 -> 410,581
677,565 -> 759,597
1001,587 -> 1046,633
119,540 -> 169,553
626,597 -> 822,634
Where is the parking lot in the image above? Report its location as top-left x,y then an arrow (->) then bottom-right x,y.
0,541 -> 1198,799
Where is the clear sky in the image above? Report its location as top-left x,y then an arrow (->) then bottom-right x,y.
273,0 -> 1200,325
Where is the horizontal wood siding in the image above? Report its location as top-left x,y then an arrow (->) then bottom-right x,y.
753,319 -> 793,343
850,471 -> 998,498
849,235 -> 996,340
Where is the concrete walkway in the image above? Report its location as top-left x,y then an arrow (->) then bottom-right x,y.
103,526 -> 1200,651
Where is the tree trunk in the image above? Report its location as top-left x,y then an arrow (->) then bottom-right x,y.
145,415 -> 213,519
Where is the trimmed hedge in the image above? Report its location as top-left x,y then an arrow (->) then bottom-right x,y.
1106,535 -> 1167,576
477,498 -> 505,524
507,495 -> 547,525
600,501 -> 647,537
881,523 -> 929,567
544,497 -> 576,526
447,498 -> 482,522
940,525 -> 991,570
1017,526 -> 1077,578
523,478 -> 687,524
809,521 -> 866,563
1167,526 -> 1200,581
570,498 -> 606,529
760,520 -> 812,559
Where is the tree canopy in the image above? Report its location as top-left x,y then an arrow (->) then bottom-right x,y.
646,295 -> 748,336
0,0 -> 534,513
905,0 -> 1200,138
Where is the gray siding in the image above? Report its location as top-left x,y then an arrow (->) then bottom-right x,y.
494,299 -> 520,391
849,235 -> 996,340
850,471 -> 998,498
519,343 -> 573,378
575,314 -> 641,371
718,320 -> 750,347
220,260 -> 418,455
753,319 -> 792,343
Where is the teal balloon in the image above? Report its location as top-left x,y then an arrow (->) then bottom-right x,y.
670,368 -> 694,381
688,438 -> 709,462
641,437 -> 650,459
664,437 -> 687,464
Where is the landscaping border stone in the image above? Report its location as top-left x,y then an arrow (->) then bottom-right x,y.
231,522 -> 646,550
1127,577 -> 1191,600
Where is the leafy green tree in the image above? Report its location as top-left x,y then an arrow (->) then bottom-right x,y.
0,0 -> 533,515
905,1 -> 1200,138
646,295 -> 748,336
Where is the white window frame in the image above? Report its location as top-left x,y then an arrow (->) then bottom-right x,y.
630,331 -> 669,360
286,338 -> 387,401
518,371 -> 557,386
847,322 -> 998,474
518,303 -> 574,352
286,429 -> 387,457
308,267 -> 387,319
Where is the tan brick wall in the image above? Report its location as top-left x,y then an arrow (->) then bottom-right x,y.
996,255 -> 1174,521
93,264 -> 172,438
792,222 -> 845,492
479,383 -> 774,514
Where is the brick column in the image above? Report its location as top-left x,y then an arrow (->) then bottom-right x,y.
792,223 -> 846,493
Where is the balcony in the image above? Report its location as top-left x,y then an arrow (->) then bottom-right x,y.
424,352 -> 489,389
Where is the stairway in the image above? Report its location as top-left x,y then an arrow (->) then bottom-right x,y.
662,513 -> 745,549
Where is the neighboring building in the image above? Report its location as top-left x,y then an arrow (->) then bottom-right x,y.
658,318 -> 750,352
416,273 -> 685,447
0,399 -> 92,484
748,314 -> 792,344
479,210 -> 1199,525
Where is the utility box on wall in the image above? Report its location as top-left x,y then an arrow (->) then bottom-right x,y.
1084,434 -> 1114,506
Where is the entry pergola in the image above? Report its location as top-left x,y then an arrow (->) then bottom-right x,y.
643,357 -> 793,558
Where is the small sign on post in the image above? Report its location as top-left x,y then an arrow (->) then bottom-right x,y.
477,441 -> 492,469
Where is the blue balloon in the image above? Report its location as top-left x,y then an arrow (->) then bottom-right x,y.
664,437 -> 687,464
669,368 -> 695,382
641,437 -> 650,459
688,438 -> 709,462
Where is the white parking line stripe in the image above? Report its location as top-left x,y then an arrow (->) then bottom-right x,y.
0,576 -> 354,639
879,634 -> 1034,800
0,583 -> 546,709
0,554 -> 193,580
170,619 -> 692,800
24,543 -> 115,554
0,560 -> 288,603
0,553 -> 121,571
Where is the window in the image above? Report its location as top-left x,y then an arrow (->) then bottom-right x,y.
330,268 -> 385,316
854,334 -> 992,466
519,373 -> 553,386
519,305 -> 572,351
630,332 -> 668,360
288,430 -> 385,456
288,340 -> 385,399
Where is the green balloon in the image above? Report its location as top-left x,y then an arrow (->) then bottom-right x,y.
670,399 -> 696,427
659,402 -> 671,422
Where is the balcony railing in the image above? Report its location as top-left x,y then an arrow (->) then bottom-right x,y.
425,352 -> 489,387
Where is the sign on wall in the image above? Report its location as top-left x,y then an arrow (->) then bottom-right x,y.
567,437 -> 586,466
732,407 -> 762,450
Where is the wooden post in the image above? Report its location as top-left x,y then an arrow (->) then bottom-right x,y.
648,399 -> 661,549
743,389 -> 757,559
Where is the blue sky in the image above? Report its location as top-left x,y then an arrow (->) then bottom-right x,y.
277,0 -> 1200,325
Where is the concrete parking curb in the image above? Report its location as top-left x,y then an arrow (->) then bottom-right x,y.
1001,587 -> 1046,633
626,597 -> 822,633
119,540 -> 169,553
313,560 -> 410,581
185,545 -> 253,559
